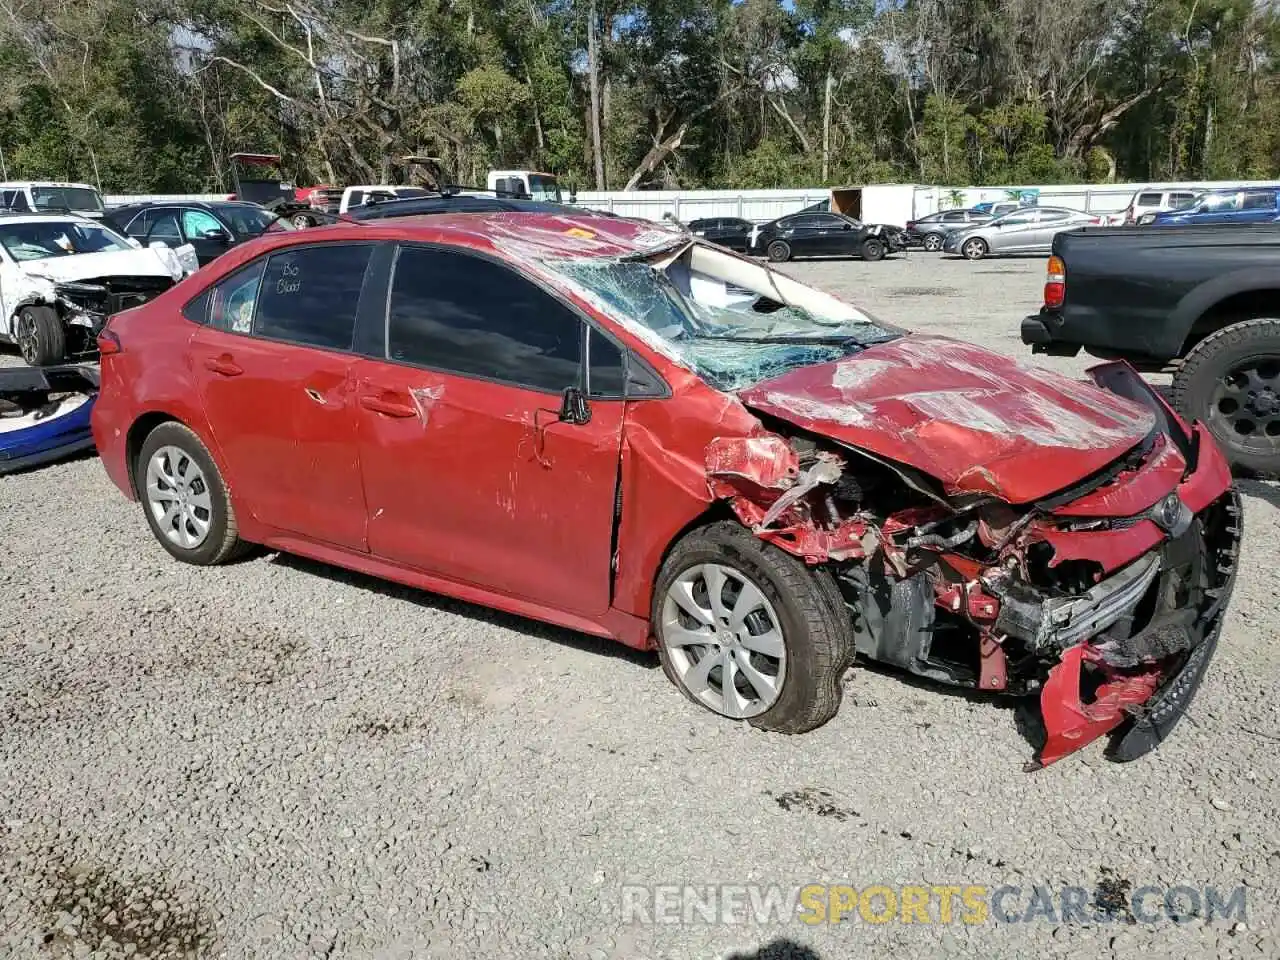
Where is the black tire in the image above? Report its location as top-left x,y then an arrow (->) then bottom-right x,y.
862,237 -> 886,262
134,421 -> 249,565
290,212 -> 317,229
651,521 -> 853,734
923,233 -> 944,252
961,237 -> 988,261
1172,317 -> 1280,477
767,240 -> 791,263
14,305 -> 66,366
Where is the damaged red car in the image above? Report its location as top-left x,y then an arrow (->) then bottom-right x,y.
90,212 -> 1242,768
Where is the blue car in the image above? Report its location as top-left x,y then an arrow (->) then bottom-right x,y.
1146,187 -> 1280,225
0,364 -> 98,474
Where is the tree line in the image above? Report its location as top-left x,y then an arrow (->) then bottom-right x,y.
0,0 -> 1276,195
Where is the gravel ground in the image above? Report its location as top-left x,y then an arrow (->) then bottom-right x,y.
1,251 -> 1277,960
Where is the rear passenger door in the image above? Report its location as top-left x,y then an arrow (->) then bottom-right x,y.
351,243 -> 627,617
188,242 -> 381,550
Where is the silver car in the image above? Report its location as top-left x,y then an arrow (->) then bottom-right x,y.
943,206 -> 1099,260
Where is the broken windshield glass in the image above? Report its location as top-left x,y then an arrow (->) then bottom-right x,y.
546,245 -> 901,391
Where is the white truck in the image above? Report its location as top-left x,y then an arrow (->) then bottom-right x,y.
0,181 -> 107,219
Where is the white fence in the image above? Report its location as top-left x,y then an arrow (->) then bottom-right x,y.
106,177 -> 1280,227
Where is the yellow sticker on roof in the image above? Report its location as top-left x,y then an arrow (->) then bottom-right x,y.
564,227 -> 597,239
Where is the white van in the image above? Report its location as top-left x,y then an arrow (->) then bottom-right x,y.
0,181 -> 105,218
1118,187 -> 1199,225
339,185 -> 434,213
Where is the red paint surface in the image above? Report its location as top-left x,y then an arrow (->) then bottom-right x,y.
738,335 -> 1156,504
1035,645 -> 1161,768
1052,433 -> 1186,517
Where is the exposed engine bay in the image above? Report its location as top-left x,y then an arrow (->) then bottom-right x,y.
705,376 -> 1242,770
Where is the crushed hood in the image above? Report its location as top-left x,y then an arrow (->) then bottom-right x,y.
737,334 -> 1157,504
19,245 -> 193,285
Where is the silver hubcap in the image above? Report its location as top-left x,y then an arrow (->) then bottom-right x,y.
16,314 -> 37,364
964,239 -> 983,258
660,563 -> 787,719
145,446 -> 213,549
925,235 -> 941,250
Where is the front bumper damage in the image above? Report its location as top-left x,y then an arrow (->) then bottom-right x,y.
706,362 -> 1242,768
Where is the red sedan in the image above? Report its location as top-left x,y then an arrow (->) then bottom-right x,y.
91,212 -> 1242,768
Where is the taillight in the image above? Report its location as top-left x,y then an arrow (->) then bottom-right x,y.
1044,255 -> 1066,309
97,328 -> 122,357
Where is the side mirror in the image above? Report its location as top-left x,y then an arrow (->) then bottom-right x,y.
201,229 -> 231,244
559,386 -> 591,425
841,223 -> 852,230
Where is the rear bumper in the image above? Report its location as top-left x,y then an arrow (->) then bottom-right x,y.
1022,311 -> 1081,356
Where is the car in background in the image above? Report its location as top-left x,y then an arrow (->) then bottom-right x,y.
89,211 -> 1240,768
685,217 -> 753,252
103,200 -> 294,266
903,209 -> 994,251
0,213 -> 195,364
1120,187 -> 1199,225
750,211 -> 906,262
0,181 -> 106,219
944,206 -> 1099,260
1146,187 -> 1280,226
343,192 -> 615,221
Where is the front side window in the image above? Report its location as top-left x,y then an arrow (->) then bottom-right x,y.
1136,192 -> 1162,206
387,246 -> 583,393
182,209 -> 224,238
0,220 -> 131,261
253,245 -> 373,350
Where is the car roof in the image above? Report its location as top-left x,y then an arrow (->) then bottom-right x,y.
0,212 -> 104,224
229,211 -> 689,264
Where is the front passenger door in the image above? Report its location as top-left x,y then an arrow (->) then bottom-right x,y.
353,244 -> 626,617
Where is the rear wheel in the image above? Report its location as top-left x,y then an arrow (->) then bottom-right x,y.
861,237 -> 885,262
922,233 -> 944,252
14,305 -> 65,366
135,422 -> 249,565
290,212 -> 317,229
1172,317 -> 1280,477
961,237 -> 988,261
652,522 -> 852,734
767,240 -> 791,263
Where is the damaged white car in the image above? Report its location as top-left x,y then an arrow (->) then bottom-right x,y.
0,214 -> 197,366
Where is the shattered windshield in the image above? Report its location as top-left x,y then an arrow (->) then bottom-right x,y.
546,244 -> 901,391
0,221 -> 131,261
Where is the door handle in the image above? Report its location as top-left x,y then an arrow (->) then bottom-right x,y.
360,395 -> 418,418
203,355 -> 242,377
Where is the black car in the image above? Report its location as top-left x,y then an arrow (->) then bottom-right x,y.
903,208 -> 994,251
102,200 -> 290,266
750,211 -> 906,262
685,217 -> 753,252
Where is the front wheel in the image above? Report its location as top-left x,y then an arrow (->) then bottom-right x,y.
14,305 -> 65,366
652,522 -> 853,734
923,233 -> 944,252
290,212 -> 317,229
1172,317 -> 1280,477
767,240 -> 791,262
961,237 -> 988,261
135,421 -> 250,565
862,237 -> 885,262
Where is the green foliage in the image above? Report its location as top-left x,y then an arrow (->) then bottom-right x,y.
0,0 -> 1276,193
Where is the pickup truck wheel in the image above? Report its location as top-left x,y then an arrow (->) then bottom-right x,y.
1173,317 -> 1280,477
652,521 -> 853,734
14,305 -> 65,366
961,237 -> 988,261
922,233 -> 944,252
861,237 -> 886,262
290,212 -> 317,228
767,240 -> 791,263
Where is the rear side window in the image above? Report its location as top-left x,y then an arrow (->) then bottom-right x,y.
252,244 -> 373,350
941,211 -> 967,222
1136,192 -> 1162,206
147,210 -> 182,242
1243,191 -> 1276,210
387,246 -> 583,393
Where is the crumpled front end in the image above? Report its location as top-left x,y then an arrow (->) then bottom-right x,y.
705,362 -> 1242,768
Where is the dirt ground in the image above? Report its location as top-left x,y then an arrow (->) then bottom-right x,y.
0,250 -> 1276,960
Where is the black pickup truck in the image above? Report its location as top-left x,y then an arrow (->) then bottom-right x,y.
1022,224 -> 1280,476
